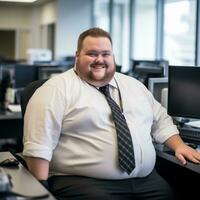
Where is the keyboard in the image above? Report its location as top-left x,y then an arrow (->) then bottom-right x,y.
178,126 -> 200,144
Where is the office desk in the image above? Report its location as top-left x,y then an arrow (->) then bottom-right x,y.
0,112 -> 23,152
0,152 -> 56,200
156,149 -> 200,200
156,149 -> 200,174
0,111 -> 22,120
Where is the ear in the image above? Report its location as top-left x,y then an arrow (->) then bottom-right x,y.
75,51 -> 79,64
75,51 -> 80,57
113,54 -> 116,64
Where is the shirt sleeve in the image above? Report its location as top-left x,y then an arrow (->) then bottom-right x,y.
147,90 -> 179,144
23,83 -> 65,161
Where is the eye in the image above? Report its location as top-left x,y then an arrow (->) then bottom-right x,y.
102,52 -> 111,57
87,52 -> 98,57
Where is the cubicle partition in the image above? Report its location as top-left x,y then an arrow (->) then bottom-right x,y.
130,59 -> 169,87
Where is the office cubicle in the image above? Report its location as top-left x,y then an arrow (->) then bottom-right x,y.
130,60 -> 169,87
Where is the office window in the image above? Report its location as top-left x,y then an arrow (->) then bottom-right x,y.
93,0 -> 110,32
111,0 -> 130,72
131,0 -> 156,60
163,0 -> 196,65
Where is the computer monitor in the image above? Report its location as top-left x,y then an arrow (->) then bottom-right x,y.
38,67 -> 65,79
168,66 -> 200,120
14,64 -> 38,89
131,60 -> 168,87
0,64 -> 15,105
148,77 -> 168,108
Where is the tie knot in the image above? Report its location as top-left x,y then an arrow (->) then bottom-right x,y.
99,85 -> 110,97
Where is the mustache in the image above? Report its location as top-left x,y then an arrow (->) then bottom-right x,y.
90,62 -> 107,68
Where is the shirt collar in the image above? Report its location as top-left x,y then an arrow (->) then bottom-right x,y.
109,75 -> 118,89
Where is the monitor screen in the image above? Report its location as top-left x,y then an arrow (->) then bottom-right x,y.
14,64 -> 38,88
168,66 -> 200,119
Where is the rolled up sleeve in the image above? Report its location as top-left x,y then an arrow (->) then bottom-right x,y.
23,83 -> 65,161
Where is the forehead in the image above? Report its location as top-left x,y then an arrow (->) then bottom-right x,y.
81,36 -> 112,51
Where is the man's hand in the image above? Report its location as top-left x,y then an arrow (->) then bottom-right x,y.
164,134 -> 200,165
174,143 -> 200,165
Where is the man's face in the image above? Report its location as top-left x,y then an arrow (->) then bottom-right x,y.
75,36 -> 116,87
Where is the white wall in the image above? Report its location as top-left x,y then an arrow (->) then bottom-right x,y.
0,5 -> 32,29
55,0 -> 92,59
0,0 -> 93,60
31,0 -> 57,49
0,4 -> 33,59
0,1 -> 58,59
40,0 -> 57,25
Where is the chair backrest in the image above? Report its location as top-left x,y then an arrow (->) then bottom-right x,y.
20,79 -> 47,118
15,79 -> 47,168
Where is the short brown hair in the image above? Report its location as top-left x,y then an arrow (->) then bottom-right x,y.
77,27 -> 112,52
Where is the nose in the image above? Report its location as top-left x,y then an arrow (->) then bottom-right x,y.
95,54 -> 104,63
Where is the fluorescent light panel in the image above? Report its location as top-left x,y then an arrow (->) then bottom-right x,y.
0,0 -> 37,2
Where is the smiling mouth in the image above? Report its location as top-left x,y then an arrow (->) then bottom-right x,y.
91,64 -> 106,69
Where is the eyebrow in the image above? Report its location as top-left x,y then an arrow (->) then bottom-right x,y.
85,50 -> 112,53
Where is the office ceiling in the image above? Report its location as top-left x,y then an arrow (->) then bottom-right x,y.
0,0 -> 37,2
0,0 -> 53,6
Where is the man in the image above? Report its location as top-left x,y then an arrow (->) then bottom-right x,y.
23,27 -> 200,200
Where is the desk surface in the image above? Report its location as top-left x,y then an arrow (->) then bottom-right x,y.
0,111 -> 22,120
156,149 -> 200,174
0,152 -> 56,200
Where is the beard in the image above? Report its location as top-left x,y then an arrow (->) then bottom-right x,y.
75,61 -> 116,87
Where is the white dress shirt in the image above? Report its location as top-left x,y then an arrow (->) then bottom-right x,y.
23,69 -> 179,179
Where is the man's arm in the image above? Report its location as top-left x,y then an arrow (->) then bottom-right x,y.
164,134 -> 200,165
25,156 -> 49,180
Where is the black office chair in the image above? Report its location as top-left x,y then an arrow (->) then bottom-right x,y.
14,79 -> 47,167
20,79 -> 47,118
13,79 -> 52,191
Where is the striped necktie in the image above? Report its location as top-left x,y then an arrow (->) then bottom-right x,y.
99,85 -> 135,174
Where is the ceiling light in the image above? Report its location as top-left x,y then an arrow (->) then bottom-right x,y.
0,0 -> 37,3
